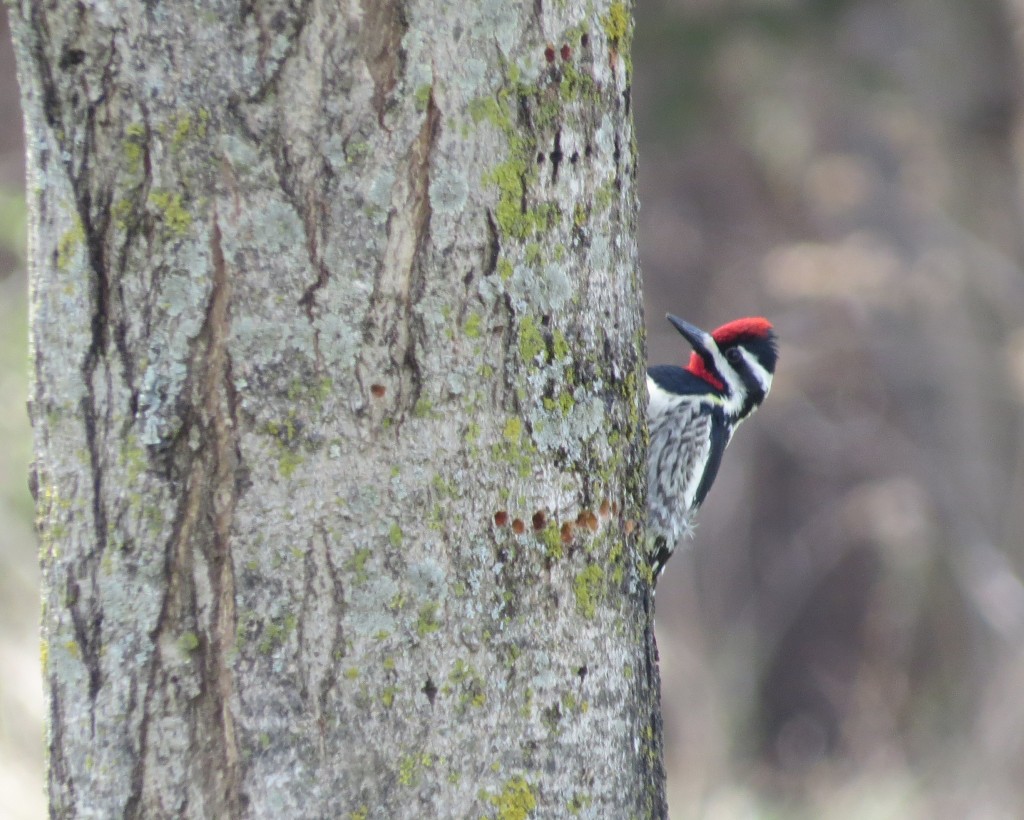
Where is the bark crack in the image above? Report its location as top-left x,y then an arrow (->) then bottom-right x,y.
201,208 -> 243,813
358,0 -> 408,127
297,177 -> 332,336
131,208 -> 243,817
297,525 -> 348,761
357,91 -> 439,416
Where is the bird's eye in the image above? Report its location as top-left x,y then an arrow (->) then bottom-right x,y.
726,348 -> 742,363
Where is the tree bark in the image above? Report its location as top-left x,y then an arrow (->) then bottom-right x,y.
12,0 -> 662,816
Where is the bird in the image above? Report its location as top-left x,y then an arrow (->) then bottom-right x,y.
646,314 -> 778,578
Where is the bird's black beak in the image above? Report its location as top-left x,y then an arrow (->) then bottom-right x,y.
666,314 -> 712,356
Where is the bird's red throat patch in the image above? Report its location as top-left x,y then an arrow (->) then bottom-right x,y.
686,353 -> 725,391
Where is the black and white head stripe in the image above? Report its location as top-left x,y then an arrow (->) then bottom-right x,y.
668,314 -> 777,419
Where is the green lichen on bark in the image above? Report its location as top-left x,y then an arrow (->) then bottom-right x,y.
147,190 -> 192,237
573,563 -> 605,618
488,777 -> 537,820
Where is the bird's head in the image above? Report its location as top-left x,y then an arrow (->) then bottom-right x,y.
669,314 -> 778,419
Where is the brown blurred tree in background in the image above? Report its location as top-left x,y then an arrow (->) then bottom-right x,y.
4,0 -> 1024,817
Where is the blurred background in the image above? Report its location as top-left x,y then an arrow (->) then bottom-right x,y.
5,1 -> 1024,817
639,0 -> 1024,817
0,8 -> 41,820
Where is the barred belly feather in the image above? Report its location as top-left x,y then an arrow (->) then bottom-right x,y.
647,396 -> 711,546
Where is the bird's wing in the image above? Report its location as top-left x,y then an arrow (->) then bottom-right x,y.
692,409 -> 730,509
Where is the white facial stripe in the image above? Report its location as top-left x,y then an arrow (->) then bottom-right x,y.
739,347 -> 774,397
702,331 -> 747,415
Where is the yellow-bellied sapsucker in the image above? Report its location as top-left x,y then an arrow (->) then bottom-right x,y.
647,314 -> 778,577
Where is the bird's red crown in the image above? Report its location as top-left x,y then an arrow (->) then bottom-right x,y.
685,317 -> 774,390
711,316 -> 774,346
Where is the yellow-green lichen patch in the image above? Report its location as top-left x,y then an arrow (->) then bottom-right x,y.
559,62 -> 598,102
398,754 -> 418,787
416,602 -> 441,638
494,416 -> 537,479
276,449 -> 303,479
166,108 -> 210,154
468,96 -> 503,127
539,521 -> 563,561
551,328 -> 570,361
257,612 -> 297,655
520,684 -> 535,717
414,84 -> 433,110
431,473 -> 458,498
124,122 -> 146,174
118,438 -> 148,482
443,658 -> 487,711
602,1 -> 630,46
56,217 -> 85,272
177,631 -> 200,653
518,315 -> 546,365
148,190 -> 192,238
346,141 -> 371,164
593,179 -> 616,212
573,564 -> 604,618
412,396 -> 439,418
488,776 -> 536,820
542,390 -> 575,418
503,416 -> 523,443
398,752 -> 435,787
349,548 -> 372,585
464,311 -> 483,339
497,257 -> 514,281
389,523 -> 403,548
472,75 -> 565,242
608,539 -> 626,584
286,375 -> 333,411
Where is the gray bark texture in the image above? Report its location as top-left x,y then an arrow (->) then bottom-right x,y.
12,0 -> 662,816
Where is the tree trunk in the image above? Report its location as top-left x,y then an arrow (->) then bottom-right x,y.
11,0 -> 662,816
